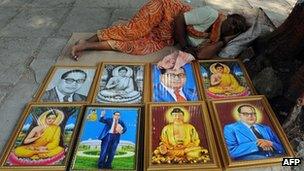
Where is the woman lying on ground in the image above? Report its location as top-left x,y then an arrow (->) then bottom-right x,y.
71,0 -> 248,60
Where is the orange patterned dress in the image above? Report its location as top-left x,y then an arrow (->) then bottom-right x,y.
97,0 -> 191,55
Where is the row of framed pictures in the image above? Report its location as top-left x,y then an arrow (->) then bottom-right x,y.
32,59 -> 256,105
0,96 -> 295,170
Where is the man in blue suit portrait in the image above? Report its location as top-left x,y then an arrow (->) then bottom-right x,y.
224,104 -> 285,161
153,67 -> 198,102
98,110 -> 127,169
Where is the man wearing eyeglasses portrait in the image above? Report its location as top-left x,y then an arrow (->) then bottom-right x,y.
42,69 -> 87,102
223,104 -> 285,161
153,67 -> 198,102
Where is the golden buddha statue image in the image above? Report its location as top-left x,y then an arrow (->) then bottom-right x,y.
13,109 -> 64,162
152,107 -> 210,164
207,63 -> 246,96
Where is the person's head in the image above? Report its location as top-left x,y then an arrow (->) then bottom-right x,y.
171,108 -> 184,123
214,63 -> 224,73
221,14 -> 248,37
160,68 -> 186,90
57,69 -> 87,95
45,110 -> 58,125
113,111 -> 120,120
237,104 -> 257,126
118,67 -> 128,77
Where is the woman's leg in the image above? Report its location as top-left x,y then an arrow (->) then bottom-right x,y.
71,41 -> 113,60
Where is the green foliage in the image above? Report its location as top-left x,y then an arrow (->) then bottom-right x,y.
73,156 -> 134,170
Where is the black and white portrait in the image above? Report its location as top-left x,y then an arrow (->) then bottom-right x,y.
96,65 -> 144,104
41,67 -> 96,102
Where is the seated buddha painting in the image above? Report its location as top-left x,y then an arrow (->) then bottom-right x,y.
1,104 -> 82,169
95,63 -> 145,104
199,60 -> 255,100
147,103 -> 221,170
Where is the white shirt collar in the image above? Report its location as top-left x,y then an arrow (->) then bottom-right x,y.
55,87 -> 73,102
160,82 -> 186,101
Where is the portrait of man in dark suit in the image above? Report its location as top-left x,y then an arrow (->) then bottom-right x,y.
98,110 -> 127,169
42,69 -> 88,102
224,104 -> 285,161
153,65 -> 198,102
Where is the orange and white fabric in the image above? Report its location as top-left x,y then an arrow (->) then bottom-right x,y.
97,0 -> 191,55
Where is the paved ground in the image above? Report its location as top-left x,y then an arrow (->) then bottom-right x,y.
0,0 -> 297,169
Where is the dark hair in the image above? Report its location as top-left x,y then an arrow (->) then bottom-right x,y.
118,67 -> 128,72
237,104 -> 255,113
170,108 -> 184,115
61,69 -> 87,80
214,63 -> 224,69
113,111 -> 120,115
46,110 -> 58,118
160,67 -> 185,75
226,14 -> 249,34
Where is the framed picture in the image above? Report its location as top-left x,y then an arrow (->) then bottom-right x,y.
209,95 -> 295,169
151,63 -> 200,102
145,102 -> 221,170
0,103 -> 84,170
70,106 -> 141,170
36,66 -> 97,103
196,59 -> 255,100
92,63 -> 147,104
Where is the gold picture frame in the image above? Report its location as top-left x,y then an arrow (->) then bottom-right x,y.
194,59 -> 256,101
208,95 -> 295,169
70,105 -> 143,171
144,102 -> 221,171
92,62 -> 149,105
35,65 -> 99,103
0,103 -> 85,170
150,62 -> 202,102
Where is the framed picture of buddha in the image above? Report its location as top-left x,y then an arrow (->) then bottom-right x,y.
145,102 -> 221,170
0,103 -> 84,170
70,106 -> 141,171
209,96 -> 295,169
151,63 -> 201,102
35,66 -> 98,103
92,62 -> 147,104
196,59 -> 255,100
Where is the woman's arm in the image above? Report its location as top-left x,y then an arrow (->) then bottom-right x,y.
196,41 -> 225,60
174,14 -> 197,55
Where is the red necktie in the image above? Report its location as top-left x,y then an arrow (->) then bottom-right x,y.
113,119 -> 118,134
174,90 -> 186,102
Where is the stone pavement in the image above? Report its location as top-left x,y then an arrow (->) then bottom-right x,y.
0,0 -> 298,169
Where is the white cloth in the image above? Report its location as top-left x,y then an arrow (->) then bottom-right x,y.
184,6 -> 218,47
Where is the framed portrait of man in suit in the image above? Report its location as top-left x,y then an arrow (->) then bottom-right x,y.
209,95 -> 295,169
145,102 -> 221,171
36,66 -> 97,103
71,106 -> 141,171
93,62 -> 147,104
197,59 -> 255,100
151,63 -> 200,102
0,103 -> 84,170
